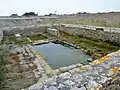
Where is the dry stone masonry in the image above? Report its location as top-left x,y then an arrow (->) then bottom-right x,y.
2,23 -> 120,46
3,25 -> 49,36
1,17 -> 120,45
59,24 -> 120,45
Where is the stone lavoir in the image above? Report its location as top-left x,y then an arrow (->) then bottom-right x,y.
1,17 -> 120,90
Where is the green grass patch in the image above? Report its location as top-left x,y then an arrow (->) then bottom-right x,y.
0,45 -> 9,90
3,35 -> 30,46
27,34 -> 47,41
60,32 -> 120,59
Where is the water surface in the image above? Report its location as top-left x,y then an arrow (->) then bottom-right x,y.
34,43 -> 92,69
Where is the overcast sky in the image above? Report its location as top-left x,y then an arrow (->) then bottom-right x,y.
0,0 -> 120,16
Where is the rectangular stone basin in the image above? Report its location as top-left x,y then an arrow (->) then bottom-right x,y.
33,42 -> 92,69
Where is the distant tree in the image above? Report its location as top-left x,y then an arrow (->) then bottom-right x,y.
44,14 -> 48,16
10,14 -> 19,17
83,12 -> 87,14
109,11 -> 115,13
49,13 -> 53,16
77,12 -> 88,14
77,12 -> 82,14
22,12 -> 38,17
44,13 -> 53,16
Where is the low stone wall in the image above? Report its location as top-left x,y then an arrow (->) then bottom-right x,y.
58,25 -> 120,45
0,17 -> 42,27
47,28 -> 59,36
3,25 -> 49,36
2,23 -> 120,45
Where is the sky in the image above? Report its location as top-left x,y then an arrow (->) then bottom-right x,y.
0,0 -> 120,16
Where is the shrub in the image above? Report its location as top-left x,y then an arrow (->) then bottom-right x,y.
22,12 -> 38,17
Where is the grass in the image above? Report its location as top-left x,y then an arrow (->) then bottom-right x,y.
0,44 -> 9,90
3,34 -> 47,46
3,35 -> 30,46
0,35 -> 48,89
27,34 -> 47,41
59,31 -> 120,59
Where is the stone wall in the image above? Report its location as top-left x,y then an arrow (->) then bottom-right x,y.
47,28 -> 59,36
58,25 -> 120,45
0,17 -> 48,36
2,19 -> 120,46
0,17 -> 42,27
3,25 -> 49,36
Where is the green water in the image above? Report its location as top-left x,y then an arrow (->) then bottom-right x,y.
34,43 -> 92,69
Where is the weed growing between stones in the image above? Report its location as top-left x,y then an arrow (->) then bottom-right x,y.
0,42 -> 9,90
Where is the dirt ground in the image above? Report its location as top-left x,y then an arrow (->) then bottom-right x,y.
4,53 -> 36,90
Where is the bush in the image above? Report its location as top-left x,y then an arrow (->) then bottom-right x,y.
22,12 -> 38,17
10,14 -> 19,17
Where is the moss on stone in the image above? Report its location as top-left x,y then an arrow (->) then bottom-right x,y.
59,31 -> 120,59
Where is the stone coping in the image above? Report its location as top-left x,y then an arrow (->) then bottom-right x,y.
32,40 -> 84,73
32,39 -> 80,49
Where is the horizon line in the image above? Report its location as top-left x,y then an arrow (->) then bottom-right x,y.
0,10 -> 120,16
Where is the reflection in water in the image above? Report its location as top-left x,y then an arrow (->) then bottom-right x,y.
34,43 -> 92,69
